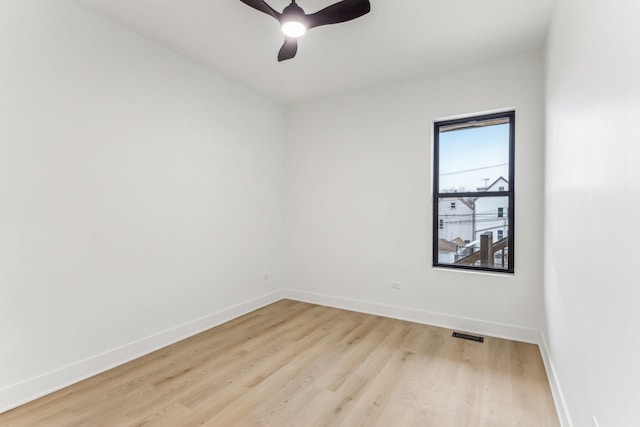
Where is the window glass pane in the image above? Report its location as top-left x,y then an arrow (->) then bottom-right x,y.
438,123 -> 510,193
437,196 -> 509,270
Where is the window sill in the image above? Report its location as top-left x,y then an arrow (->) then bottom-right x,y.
432,266 -> 515,278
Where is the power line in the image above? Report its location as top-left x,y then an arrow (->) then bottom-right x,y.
440,163 -> 508,176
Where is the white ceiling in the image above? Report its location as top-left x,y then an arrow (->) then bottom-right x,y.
74,0 -> 557,104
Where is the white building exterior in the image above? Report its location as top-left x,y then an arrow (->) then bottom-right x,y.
438,198 -> 474,243
438,177 -> 510,264
474,177 -> 509,243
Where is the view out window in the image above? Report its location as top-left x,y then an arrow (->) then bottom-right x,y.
450,202 -> 456,209
433,111 -> 515,273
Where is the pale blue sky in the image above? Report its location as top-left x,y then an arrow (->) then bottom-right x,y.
438,124 -> 510,192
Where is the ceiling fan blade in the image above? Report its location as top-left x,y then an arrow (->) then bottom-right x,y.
306,0 -> 370,30
239,0 -> 281,20
278,37 -> 298,61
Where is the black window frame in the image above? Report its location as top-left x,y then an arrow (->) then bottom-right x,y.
432,111 -> 515,274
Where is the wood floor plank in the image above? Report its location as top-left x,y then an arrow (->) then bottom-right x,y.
0,300 -> 560,426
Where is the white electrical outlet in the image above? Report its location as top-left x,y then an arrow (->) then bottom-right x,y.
592,416 -> 600,427
263,273 -> 269,280
391,282 -> 401,289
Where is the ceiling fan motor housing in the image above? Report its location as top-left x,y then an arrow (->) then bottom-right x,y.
281,2 -> 307,27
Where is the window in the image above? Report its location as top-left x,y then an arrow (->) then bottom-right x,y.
433,111 -> 515,273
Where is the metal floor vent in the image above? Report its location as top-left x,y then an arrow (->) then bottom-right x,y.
452,332 -> 484,343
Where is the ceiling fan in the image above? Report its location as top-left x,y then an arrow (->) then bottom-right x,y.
239,0 -> 371,61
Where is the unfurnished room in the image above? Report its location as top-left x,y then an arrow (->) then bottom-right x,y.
0,0 -> 639,426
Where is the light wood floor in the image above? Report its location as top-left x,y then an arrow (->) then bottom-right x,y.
0,300 -> 559,426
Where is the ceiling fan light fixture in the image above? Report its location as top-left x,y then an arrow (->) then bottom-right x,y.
282,21 -> 306,37
239,0 -> 371,61
281,1 -> 307,38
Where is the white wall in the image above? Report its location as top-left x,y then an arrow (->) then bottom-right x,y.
545,0 -> 640,425
0,0 -> 285,409
285,51 -> 546,335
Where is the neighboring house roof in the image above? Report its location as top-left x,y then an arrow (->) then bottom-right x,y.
477,176 -> 509,191
452,237 -> 466,246
439,198 -> 474,211
488,176 -> 508,189
438,238 -> 465,252
438,239 -> 457,252
457,198 -> 475,210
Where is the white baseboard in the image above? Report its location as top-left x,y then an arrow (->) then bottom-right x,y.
538,332 -> 573,427
0,290 -> 284,414
1,287 -> 570,427
282,289 -> 540,343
